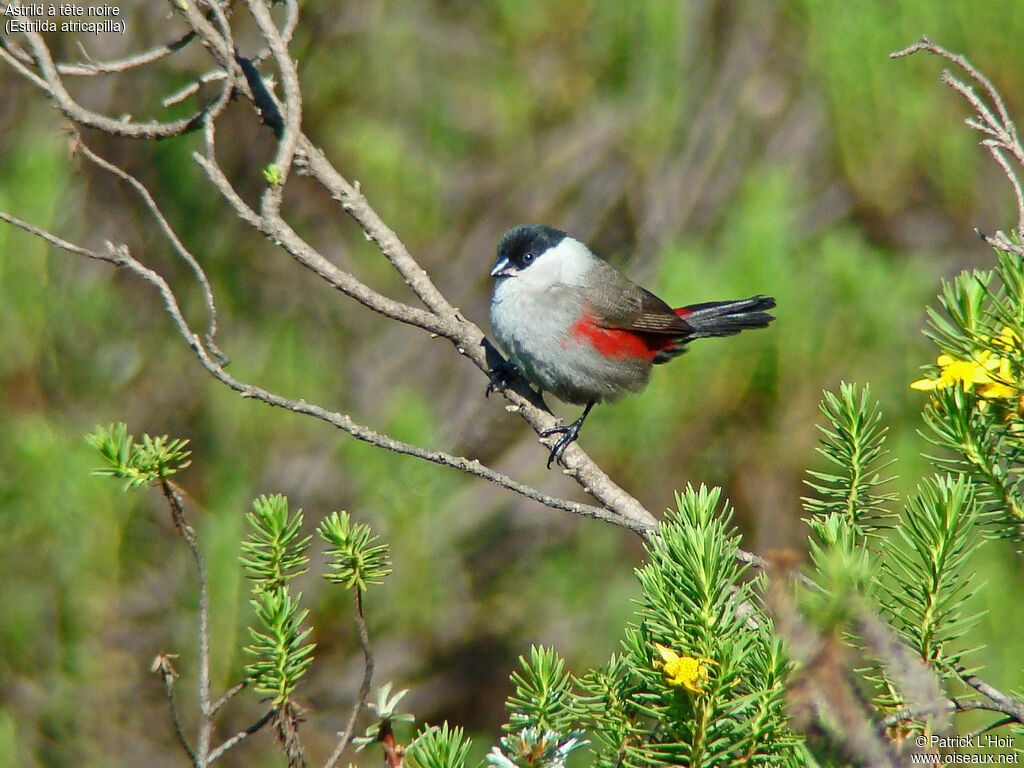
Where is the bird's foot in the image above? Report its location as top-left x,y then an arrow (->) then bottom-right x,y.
486,357 -> 518,398
540,402 -> 594,469
540,421 -> 582,468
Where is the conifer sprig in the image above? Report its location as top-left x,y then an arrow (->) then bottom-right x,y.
881,475 -> 981,672
916,252 -> 1024,541
803,383 -> 897,535
86,422 -> 191,489
239,494 -> 315,707
407,722 -> 473,768
505,646 -> 577,734
318,510 -> 393,591
244,589 -> 315,706
240,494 -> 311,592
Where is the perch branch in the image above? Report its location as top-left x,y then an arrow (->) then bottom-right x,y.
0,207 -> 648,533
2,0 -> 661,535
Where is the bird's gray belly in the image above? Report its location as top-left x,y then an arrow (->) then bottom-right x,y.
490,284 -> 651,404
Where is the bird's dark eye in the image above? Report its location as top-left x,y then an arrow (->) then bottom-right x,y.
522,253 -> 534,264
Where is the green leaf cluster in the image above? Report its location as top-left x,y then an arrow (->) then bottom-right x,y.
240,494 -> 314,706
881,475 -> 980,672
245,588 -> 315,706
505,646 -> 576,734
492,487 -> 799,768
918,249 -> 1024,540
801,383 -> 986,740
615,485 -> 798,767
85,422 -> 191,489
318,509 -> 393,591
241,494 -> 311,592
408,722 -> 473,768
803,383 -> 897,536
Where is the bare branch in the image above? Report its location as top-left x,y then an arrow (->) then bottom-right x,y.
151,652 -> 196,762
191,138 -> 450,338
892,36 -> 1024,251
297,139 -> 461,320
4,0 -> 662,532
957,667 -> 1024,725
891,37 -> 1020,151
207,708 -> 275,764
74,135 -> 221,349
15,25 -> 232,138
160,480 -> 216,763
1,208 -> 647,532
56,31 -> 197,76
5,0 -> 659,532
210,677 -> 251,718
322,587 -> 374,768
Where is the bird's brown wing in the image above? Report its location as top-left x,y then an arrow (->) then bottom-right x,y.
583,260 -> 692,335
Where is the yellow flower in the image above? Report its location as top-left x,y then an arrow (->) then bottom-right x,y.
995,326 -> 1020,351
911,351 -> 1016,399
653,643 -> 717,694
978,356 -> 1017,399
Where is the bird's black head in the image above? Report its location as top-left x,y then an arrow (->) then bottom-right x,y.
491,224 -> 568,278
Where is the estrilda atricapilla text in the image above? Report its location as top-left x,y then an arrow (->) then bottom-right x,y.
489,224 -> 776,467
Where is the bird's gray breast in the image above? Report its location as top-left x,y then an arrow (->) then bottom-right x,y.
489,278 -> 651,405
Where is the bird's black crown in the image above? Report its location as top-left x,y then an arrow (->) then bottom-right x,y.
497,224 -> 568,269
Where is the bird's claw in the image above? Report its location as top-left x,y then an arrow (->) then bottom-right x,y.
540,422 -> 581,468
486,358 -> 518,398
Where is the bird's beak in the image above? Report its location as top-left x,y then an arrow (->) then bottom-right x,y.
490,255 -> 516,278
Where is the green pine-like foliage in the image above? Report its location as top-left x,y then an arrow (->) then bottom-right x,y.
491,486 -> 800,768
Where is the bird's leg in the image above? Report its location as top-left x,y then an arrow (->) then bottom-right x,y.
540,401 -> 595,468
485,355 -> 519,398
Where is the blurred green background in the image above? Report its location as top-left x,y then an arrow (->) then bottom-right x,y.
2,0 -> 1024,765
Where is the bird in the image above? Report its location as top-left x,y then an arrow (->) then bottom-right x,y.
488,224 -> 776,467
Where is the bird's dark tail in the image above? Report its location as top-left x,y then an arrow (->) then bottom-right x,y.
653,295 -> 776,363
677,295 -> 776,338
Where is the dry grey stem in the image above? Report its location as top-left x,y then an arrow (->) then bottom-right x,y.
892,36 -> 1024,253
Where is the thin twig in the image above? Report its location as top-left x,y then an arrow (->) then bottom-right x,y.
891,36 -> 1024,250
0,38 -> 49,90
957,666 -> 1024,724
322,587 -> 374,768
57,31 -> 197,76
163,70 -> 229,108
245,0 -> 303,206
211,677 -> 252,717
207,708 -> 276,764
0,211 -> 647,533
0,211 -> 121,263
160,479 -> 215,764
152,652 -> 197,762
74,136 -> 221,349
12,23 -> 233,139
